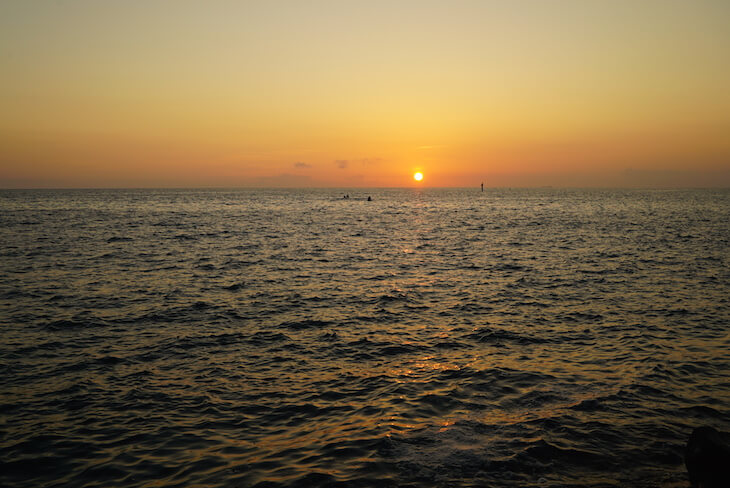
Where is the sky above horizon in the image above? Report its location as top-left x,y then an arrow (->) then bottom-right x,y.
1,0 -> 729,188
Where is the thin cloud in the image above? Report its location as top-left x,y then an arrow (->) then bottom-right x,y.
334,157 -> 382,168
294,162 -> 312,169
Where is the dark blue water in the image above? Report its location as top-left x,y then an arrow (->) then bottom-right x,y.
1,188 -> 729,487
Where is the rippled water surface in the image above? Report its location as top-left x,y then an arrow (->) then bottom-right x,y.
1,188 -> 729,487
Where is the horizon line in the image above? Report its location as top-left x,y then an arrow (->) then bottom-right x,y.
2,185 -> 729,191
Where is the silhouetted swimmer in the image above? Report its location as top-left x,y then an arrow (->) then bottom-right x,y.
686,426 -> 730,488
367,196 -> 372,201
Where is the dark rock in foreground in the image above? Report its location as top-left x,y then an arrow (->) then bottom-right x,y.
686,427 -> 730,488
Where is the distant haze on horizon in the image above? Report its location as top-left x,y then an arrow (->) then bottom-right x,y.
1,0 -> 729,189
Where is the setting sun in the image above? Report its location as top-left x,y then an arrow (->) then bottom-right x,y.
413,172 -> 424,182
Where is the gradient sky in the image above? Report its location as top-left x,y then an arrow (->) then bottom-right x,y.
1,0 -> 729,188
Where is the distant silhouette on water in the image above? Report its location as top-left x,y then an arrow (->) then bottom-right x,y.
367,196 -> 372,201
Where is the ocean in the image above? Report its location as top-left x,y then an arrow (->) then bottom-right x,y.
1,188 -> 729,487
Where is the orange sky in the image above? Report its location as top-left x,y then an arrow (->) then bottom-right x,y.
1,0 -> 729,188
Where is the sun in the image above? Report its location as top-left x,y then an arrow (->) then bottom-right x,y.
413,172 -> 424,182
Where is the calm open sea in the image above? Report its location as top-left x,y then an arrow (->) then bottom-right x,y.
1,188 -> 729,487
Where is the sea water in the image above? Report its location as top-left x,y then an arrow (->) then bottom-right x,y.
1,188 -> 729,487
